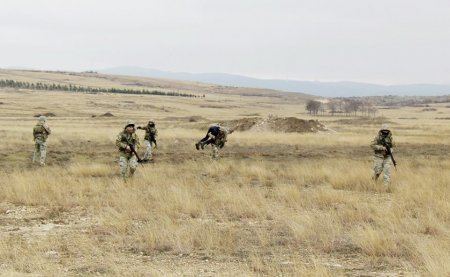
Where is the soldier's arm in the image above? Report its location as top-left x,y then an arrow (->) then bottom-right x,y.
115,134 -> 128,150
370,137 -> 384,151
44,124 -> 51,135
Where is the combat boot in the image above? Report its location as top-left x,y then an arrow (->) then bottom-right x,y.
195,142 -> 200,150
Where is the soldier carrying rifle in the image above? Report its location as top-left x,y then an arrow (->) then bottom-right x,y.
116,120 -> 141,181
137,120 -> 158,162
371,123 -> 396,189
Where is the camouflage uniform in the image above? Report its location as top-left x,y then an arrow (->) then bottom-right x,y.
210,127 -> 233,160
32,116 -> 51,165
116,120 -> 140,180
137,120 -> 158,161
370,125 -> 395,186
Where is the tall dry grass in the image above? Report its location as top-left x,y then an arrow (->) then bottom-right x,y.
0,88 -> 449,275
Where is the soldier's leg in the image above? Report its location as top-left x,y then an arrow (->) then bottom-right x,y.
39,141 -> 47,165
119,156 -> 128,180
212,144 -> 219,160
33,142 -> 40,163
143,139 -> 152,160
129,155 -> 138,176
373,156 -> 383,181
382,157 -> 392,186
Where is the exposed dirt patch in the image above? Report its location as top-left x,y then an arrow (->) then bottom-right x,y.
225,116 -> 328,133
34,112 -> 56,117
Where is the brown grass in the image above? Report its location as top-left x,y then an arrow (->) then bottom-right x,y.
0,71 -> 449,275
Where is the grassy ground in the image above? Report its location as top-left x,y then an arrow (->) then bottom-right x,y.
0,72 -> 449,276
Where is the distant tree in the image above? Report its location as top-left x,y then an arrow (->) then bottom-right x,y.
306,100 -> 322,115
327,99 -> 339,116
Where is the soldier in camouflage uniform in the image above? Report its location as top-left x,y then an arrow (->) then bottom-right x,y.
370,124 -> 395,187
116,120 -> 140,180
32,116 -> 51,166
196,124 -> 234,159
137,120 -> 158,162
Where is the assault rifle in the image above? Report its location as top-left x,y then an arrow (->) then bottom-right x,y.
381,138 -> 397,170
128,144 -> 144,165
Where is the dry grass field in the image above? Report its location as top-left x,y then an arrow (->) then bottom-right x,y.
0,70 -> 449,276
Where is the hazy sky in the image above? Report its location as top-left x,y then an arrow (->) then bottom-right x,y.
1,0 -> 449,84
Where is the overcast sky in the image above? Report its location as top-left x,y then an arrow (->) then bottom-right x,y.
1,0 -> 449,84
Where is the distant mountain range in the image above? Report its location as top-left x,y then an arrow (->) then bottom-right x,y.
100,66 -> 450,97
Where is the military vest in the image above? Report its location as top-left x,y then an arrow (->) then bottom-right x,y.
374,132 -> 393,155
144,126 -> 157,141
33,124 -> 49,141
117,132 -> 138,153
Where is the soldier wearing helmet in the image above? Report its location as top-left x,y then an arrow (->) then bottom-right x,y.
370,123 -> 395,189
116,120 -> 140,180
137,120 -> 158,162
32,115 -> 51,166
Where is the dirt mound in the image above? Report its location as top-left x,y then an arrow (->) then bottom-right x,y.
99,112 -> 114,117
163,116 -> 207,122
34,112 -> 56,117
226,116 -> 327,133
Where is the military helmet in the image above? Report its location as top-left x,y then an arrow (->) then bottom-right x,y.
125,120 -> 135,128
381,123 -> 389,130
38,115 -> 47,122
148,119 -> 155,125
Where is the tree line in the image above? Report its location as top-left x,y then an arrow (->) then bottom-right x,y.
306,99 -> 378,117
0,79 -> 197,98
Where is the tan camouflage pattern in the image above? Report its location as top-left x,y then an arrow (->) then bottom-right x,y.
373,156 -> 392,185
33,139 -> 47,165
116,127 -> 140,180
143,139 -> 153,160
32,120 -> 51,165
137,125 -> 158,141
119,155 -> 138,180
371,129 -> 395,186
33,122 -> 51,141
212,144 -> 219,160
210,127 -> 232,160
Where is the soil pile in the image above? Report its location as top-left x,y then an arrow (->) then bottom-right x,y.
34,112 -> 56,117
99,112 -> 114,117
226,116 -> 327,133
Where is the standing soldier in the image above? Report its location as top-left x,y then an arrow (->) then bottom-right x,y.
137,120 -> 158,162
370,124 -> 395,188
196,124 -> 233,160
116,120 -> 140,180
33,116 -> 51,166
